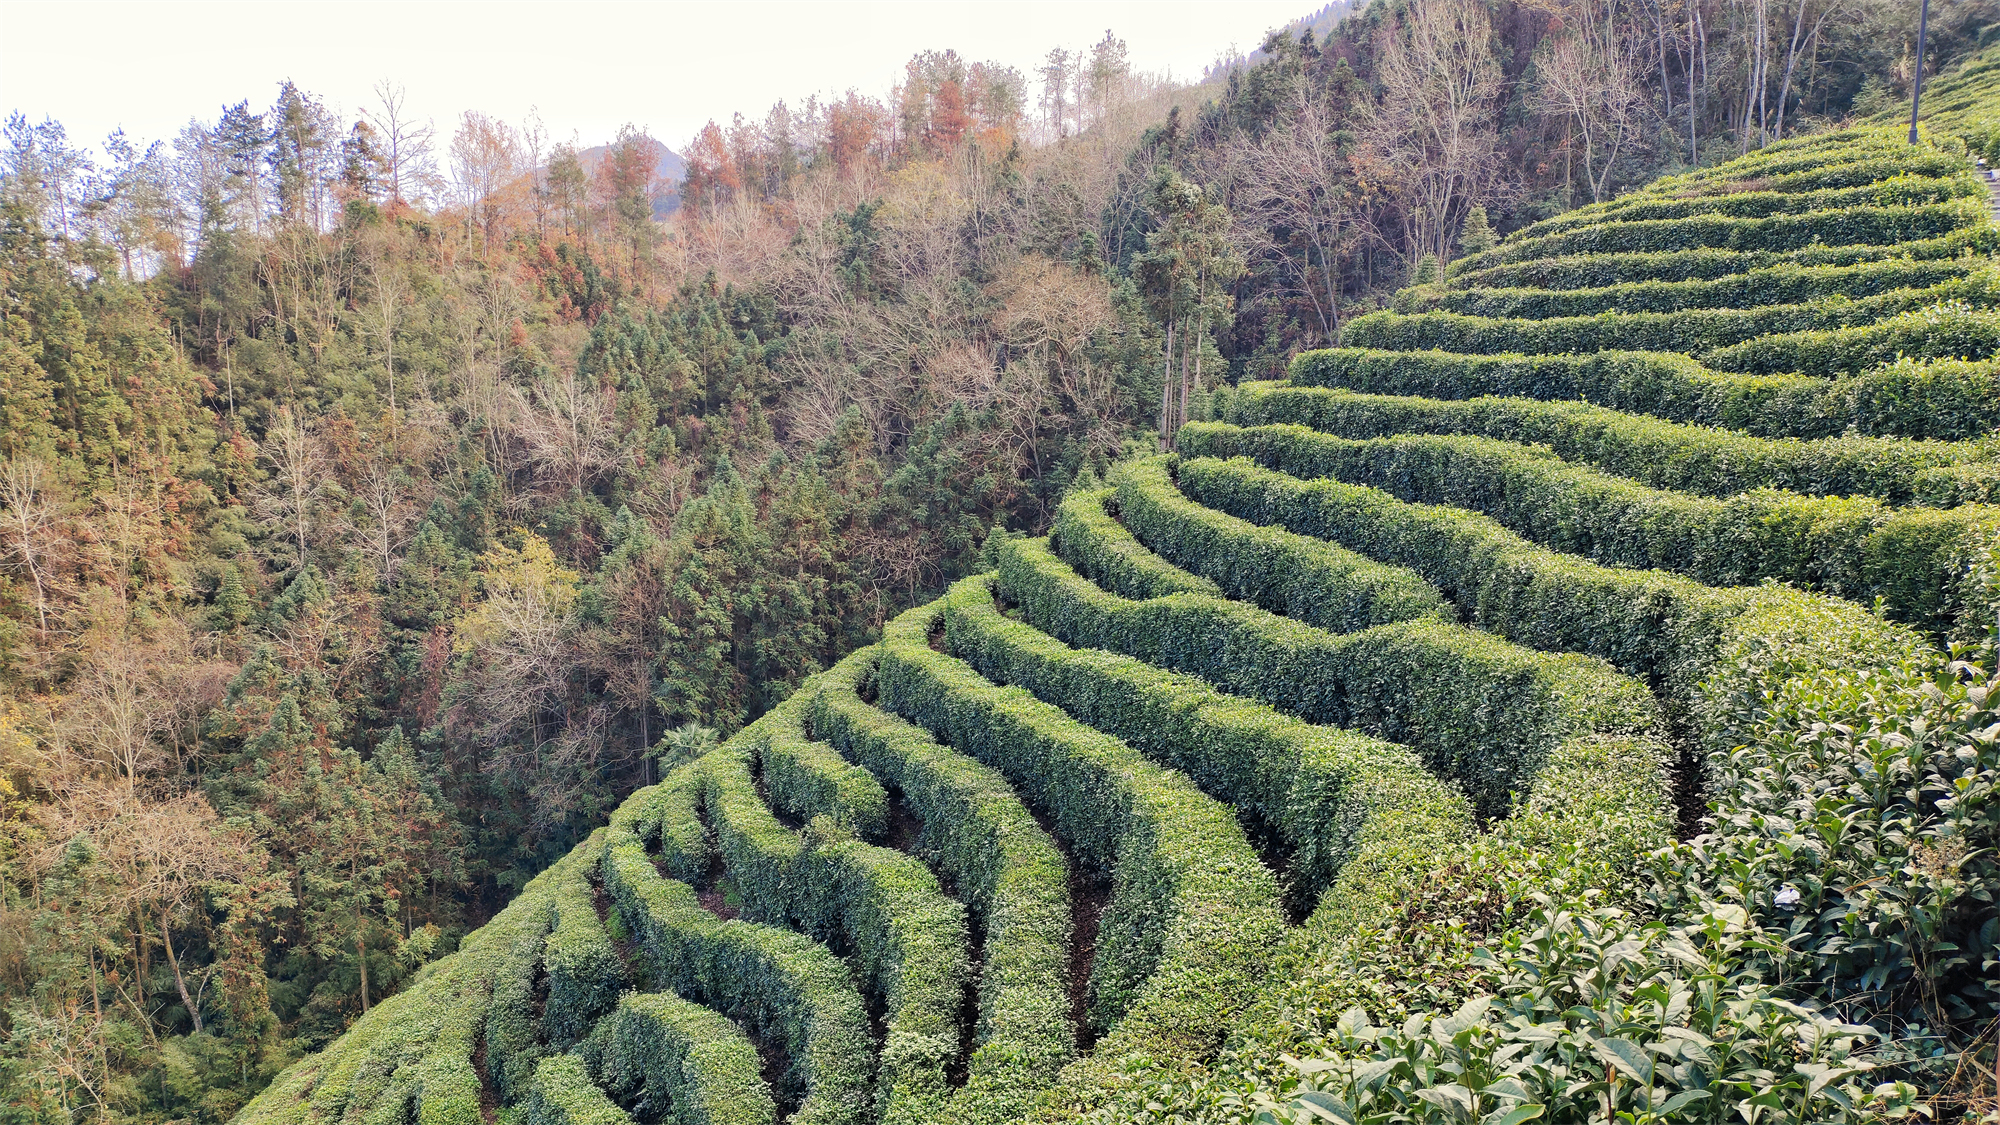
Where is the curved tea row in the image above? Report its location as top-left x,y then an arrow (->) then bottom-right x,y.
234,123 -> 1966,1125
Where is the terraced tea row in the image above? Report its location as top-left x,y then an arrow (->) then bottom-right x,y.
232,116 -> 1981,1125
1228,381 -> 1994,503
1290,345 -> 2000,441
241,440 -> 1773,1125
1404,256 -> 1984,318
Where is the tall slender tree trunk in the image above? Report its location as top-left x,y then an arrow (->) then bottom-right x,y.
1773,0 -> 1813,140
1320,240 -> 1342,342
1190,309 -> 1204,430
356,906 -> 371,1012
1168,326 -> 1184,440
1159,320 -> 1176,448
160,912 -> 203,1033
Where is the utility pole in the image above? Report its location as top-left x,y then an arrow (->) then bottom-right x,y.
1910,0 -> 1931,143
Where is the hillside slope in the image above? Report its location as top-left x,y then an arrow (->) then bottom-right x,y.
231,128 -> 2000,1125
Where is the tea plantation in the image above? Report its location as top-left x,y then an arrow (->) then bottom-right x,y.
232,124 -> 2000,1125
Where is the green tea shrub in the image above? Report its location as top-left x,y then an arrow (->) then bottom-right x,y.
1409,257 -> 1980,318
808,655 -> 1075,1125
1449,197 -> 1985,273
484,892 -> 558,1104
1525,169 -> 1982,231
1165,453 -> 1932,725
998,534 -> 1662,816
1659,638 -> 2000,1029
756,718 -> 888,840
525,1056 -> 630,1125
1106,459 -> 1447,630
1705,299 -> 2000,374
1347,274 -> 2000,357
936,574 -> 1466,917
698,719 -> 970,1122
1289,347 -> 2000,441
610,766 -> 710,884
1049,485 -> 1222,599
1230,382 -> 1989,504
601,812 -> 873,1125
1452,229 -> 1998,290
874,600 -> 1291,1113
1113,904 -> 1925,1125
542,834 -> 626,1048
1179,421 -> 2000,633
590,992 -> 776,1125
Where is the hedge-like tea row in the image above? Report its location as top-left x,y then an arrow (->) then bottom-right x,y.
701,737 -> 801,924
1288,346 -> 2000,441
1450,230 -> 1998,291
602,806 -> 874,1125
1345,276 -> 2000,358
788,830 -> 964,1124
1002,528 -> 1676,896
525,1055 -> 630,1125
1229,382 -> 1987,504
542,835 -> 627,1049
238,848 -> 590,1125
1407,258 -> 1981,319
935,574 -> 1467,918
1704,299 -> 2000,375
1520,166 -> 1981,233
485,891 -> 557,1105
1913,459 -> 2000,506
1895,55 -> 2000,159
1048,484 -> 1222,600
758,718 -> 888,841
806,654 -> 1073,1125
1103,460 -> 1448,631
1163,452 -> 1933,729
377,953 -> 497,1125
702,719 -> 969,1123
874,601 -> 1288,1059
590,992 -> 776,1125
1610,134 -> 1965,195
1448,196 -> 1986,273
427,854 -> 590,1125
1178,421 -> 2000,633
612,759 -> 710,883
1515,171 -> 1984,239
999,533 -> 1661,815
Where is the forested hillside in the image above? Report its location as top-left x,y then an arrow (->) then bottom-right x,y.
6,1 -> 2000,1122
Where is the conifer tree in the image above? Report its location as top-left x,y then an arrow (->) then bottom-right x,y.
1458,204 -> 1496,256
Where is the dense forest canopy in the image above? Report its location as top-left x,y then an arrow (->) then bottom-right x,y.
4,0 -> 1999,1120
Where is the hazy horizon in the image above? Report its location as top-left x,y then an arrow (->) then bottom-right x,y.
0,0 -> 1311,158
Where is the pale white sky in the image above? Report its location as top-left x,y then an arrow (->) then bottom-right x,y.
0,1 -> 1311,159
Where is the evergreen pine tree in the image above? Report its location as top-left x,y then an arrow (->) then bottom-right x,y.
1458,205 -> 1496,256
214,564 -> 251,631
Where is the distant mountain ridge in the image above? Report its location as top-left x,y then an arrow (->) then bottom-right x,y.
576,135 -> 686,183
574,134 -> 685,217
1204,1 -> 1356,80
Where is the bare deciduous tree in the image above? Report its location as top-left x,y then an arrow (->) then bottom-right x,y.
358,225 -> 407,411
1372,0 -> 1506,265
0,458 -> 64,634
510,371 -> 622,497
253,405 -> 338,571
365,81 -> 440,206
1533,25 -> 1652,202
1229,86 -> 1382,342
449,111 -> 522,242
